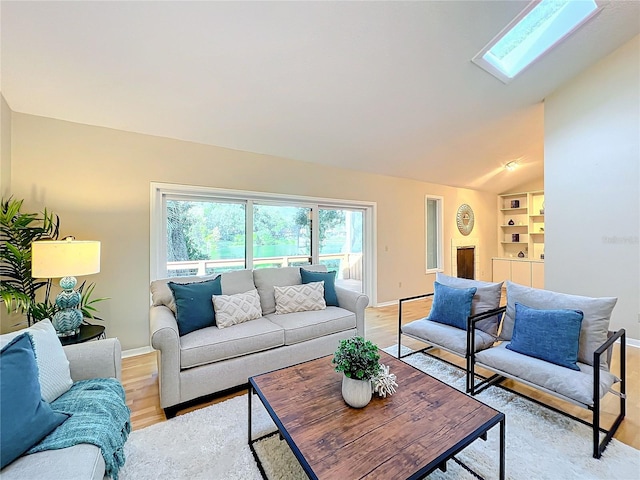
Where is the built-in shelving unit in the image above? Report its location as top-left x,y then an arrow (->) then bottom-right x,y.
497,190 -> 544,260
493,190 -> 545,287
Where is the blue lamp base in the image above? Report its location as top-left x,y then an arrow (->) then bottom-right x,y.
51,276 -> 83,337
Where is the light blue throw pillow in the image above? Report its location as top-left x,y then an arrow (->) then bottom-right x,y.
506,302 -> 584,371
168,276 -> 222,336
301,268 -> 339,306
427,281 -> 477,330
435,273 -> 503,337
0,333 -> 68,469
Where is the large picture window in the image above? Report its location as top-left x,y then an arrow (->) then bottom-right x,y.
151,183 -> 376,301
166,199 -> 246,276
425,195 -> 444,273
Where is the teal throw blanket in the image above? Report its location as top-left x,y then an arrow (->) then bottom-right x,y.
28,378 -> 131,480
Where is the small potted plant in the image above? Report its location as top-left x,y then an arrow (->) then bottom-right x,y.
332,336 -> 380,408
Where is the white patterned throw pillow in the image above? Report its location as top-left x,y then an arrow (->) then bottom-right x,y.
0,319 -> 73,402
274,281 -> 327,314
212,289 -> 263,329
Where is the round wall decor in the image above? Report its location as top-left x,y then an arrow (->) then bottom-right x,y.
456,204 -> 475,236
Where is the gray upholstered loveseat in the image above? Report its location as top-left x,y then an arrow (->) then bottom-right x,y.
149,265 -> 368,415
469,281 -> 626,458
1,338 -> 122,480
397,274 -> 625,458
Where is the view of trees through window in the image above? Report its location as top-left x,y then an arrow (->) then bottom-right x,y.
253,204 -> 311,267
166,199 -> 363,284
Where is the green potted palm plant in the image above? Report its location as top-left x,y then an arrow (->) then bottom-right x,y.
1,197 -> 106,329
332,336 -> 381,408
1,197 -> 60,327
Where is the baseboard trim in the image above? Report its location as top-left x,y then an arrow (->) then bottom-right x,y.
122,345 -> 154,358
626,337 -> 640,349
374,300 -> 397,308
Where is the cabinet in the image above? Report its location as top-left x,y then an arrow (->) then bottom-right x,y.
531,262 -> 545,289
498,190 -> 545,261
492,259 -> 511,284
492,258 -> 545,288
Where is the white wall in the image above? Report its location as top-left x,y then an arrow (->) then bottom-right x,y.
0,94 -> 10,198
502,177 -> 544,195
545,35 -> 639,340
7,113 -> 499,349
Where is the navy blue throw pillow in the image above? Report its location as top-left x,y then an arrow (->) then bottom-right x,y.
301,269 -> 339,306
506,302 -> 583,371
427,281 -> 477,330
1,333 -> 69,469
168,276 -> 222,336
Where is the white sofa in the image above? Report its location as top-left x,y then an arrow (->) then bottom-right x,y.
1,338 -> 122,480
150,265 -> 368,416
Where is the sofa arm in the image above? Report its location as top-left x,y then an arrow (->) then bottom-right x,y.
335,286 -> 369,337
149,305 -> 181,408
63,338 -> 122,382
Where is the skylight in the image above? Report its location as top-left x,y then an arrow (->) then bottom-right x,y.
472,0 -> 603,83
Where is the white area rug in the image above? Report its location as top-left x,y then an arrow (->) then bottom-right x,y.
120,348 -> 640,480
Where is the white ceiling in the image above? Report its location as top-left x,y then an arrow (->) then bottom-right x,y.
1,1 -> 638,193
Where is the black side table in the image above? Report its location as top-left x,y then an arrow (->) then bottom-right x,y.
59,324 -> 106,346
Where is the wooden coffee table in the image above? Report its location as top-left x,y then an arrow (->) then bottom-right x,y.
248,351 -> 505,479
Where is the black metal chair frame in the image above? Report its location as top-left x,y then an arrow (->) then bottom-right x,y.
397,293 -> 501,393
468,311 -> 626,459
397,295 -> 627,459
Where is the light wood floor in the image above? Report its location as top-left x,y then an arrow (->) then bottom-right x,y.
122,300 -> 639,450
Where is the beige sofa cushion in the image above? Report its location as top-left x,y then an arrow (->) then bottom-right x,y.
219,269 -> 256,295
150,270 -> 255,313
179,318 -> 284,369
475,342 -> 618,406
502,281 -> 617,368
0,443 -> 104,480
265,306 -> 355,345
253,265 -> 327,315
253,267 -> 303,315
435,272 -> 503,337
402,318 -> 496,355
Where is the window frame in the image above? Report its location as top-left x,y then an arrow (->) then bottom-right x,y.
150,182 -> 377,303
425,195 -> 444,274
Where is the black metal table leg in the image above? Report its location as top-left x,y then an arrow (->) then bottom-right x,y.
499,417 -> 505,480
248,384 -> 253,444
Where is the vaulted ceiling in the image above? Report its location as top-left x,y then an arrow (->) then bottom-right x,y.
1,1 -> 638,193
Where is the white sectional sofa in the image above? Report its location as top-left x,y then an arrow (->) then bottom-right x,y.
149,265 -> 368,416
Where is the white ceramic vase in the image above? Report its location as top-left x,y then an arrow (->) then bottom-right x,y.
341,374 -> 372,408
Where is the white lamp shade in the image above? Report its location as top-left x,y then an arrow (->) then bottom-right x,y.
32,240 -> 101,278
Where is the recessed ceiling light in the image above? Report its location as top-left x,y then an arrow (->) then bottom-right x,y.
505,161 -> 518,171
472,0 -> 604,84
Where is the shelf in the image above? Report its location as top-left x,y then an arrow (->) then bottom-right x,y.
498,189 -> 544,267
500,192 -> 528,198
